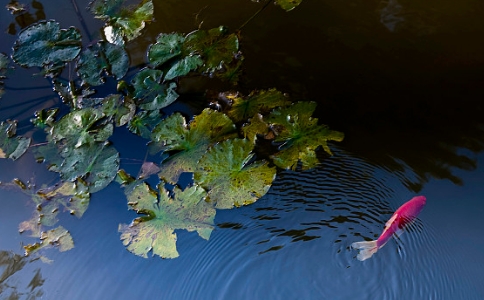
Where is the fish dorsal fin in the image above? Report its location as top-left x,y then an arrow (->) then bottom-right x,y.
385,213 -> 398,229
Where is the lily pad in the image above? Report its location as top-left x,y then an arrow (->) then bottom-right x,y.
151,109 -> 236,184
224,88 -> 291,123
31,108 -> 59,129
194,138 -> 276,209
164,55 -> 204,81
12,21 -> 81,71
266,102 -> 344,170
50,107 -> 112,148
128,110 -> 163,139
119,182 -> 215,258
276,0 -> 303,11
148,33 -> 185,67
183,26 -> 240,79
23,226 -> 74,256
241,113 -> 270,143
131,68 -> 179,110
0,120 -> 31,160
52,79 -> 96,108
100,94 -> 136,127
0,53 -> 10,98
90,0 -> 154,43
77,41 -> 129,86
56,142 -> 120,193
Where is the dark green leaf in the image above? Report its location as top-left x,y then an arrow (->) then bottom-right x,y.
194,138 -> 276,209
12,21 -> 81,70
128,110 -> 163,139
148,33 -> 185,67
0,121 -> 31,160
31,108 -> 59,129
131,68 -> 179,110
77,41 -> 129,86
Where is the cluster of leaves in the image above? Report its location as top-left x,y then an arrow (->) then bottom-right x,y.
2,0 -> 339,259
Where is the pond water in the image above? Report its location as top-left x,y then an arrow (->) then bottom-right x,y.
1,0 -> 484,299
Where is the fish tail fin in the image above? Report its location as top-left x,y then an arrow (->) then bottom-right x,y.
351,240 -> 378,261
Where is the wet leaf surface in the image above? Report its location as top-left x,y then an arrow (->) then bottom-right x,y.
131,68 -> 179,110
194,138 -> 276,209
0,121 -> 31,160
266,102 -> 344,170
119,182 -> 215,258
12,21 -> 81,70
90,0 -> 154,43
151,109 -> 236,183
77,42 -> 129,86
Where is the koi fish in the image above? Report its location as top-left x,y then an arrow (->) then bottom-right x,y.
352,195 -> 426,261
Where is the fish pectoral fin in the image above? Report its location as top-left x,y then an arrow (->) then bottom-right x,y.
385,213 -> 399,229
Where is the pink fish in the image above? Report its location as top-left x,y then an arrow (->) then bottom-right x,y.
352,195 -> 426,261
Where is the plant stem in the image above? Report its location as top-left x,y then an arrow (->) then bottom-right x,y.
238,0 -> 273,31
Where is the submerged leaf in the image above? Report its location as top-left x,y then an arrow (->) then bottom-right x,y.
119,182 -> 215,258
12,21 -> 81,70
90,0 -> 154,43
24,226 -> 74,256
131,68 -> 179,110
151,109 -> 236,183
267,102 -> 344,170
194,138 -> 276,209
77,41 -> 129,86
0,121 -> 31,160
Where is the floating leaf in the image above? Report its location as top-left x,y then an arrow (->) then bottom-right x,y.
183,26 -> 240,79
31,108 -> 59,129
50,107 -> 112,148
241,113 -> 270,143
0,120 -> 31,160
139,162 -> 160,179
194,138 -> 276,209
0,53 -> 10,98
224,88 -> 291,122
267,102 -> 344,170
24,226 -> 74,256
131,68 -> 179,110
275,0 -> 303,11
119,182 -> 215,258
90,0 -> 154,43
148,33 -> 185,67
128,110 -> 163,139
52,79 -> 96,108
164,55 -> 203,81
151,109 -> 236,183
100,94 -> 136,126
77,41 -> 129,86
56,142 -> 120,193
12,21 -> 81,71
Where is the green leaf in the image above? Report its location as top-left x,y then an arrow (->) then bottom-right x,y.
100,94 -> 136,127
241,113 -> 270,143
128,110 -> 163,139
77,41 -> 129,86
131,68 -> 179,110
52,79 -> 96,108
275,0 -> 303,11
119,182 -> 215,258
0,53 -> 10,98
224,88 -> 291,123
0,120 -> 31,160
50,107 -> 112,148
267,102 -> 344,170
57,142 -> 120,193
194,138 -> 276,209
148,33 -> 185,67
151,109 -> 236,184
164,55 -> 203,81
31,108 -> 59,129
183,27 -> 241,81
90,0 -> 154,43
23,226 -> 74,256
12,21 -> 81,70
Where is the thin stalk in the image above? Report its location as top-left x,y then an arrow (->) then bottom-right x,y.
239,0 -> 273,31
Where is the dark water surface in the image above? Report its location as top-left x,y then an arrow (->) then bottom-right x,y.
1,0 -> 484,299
